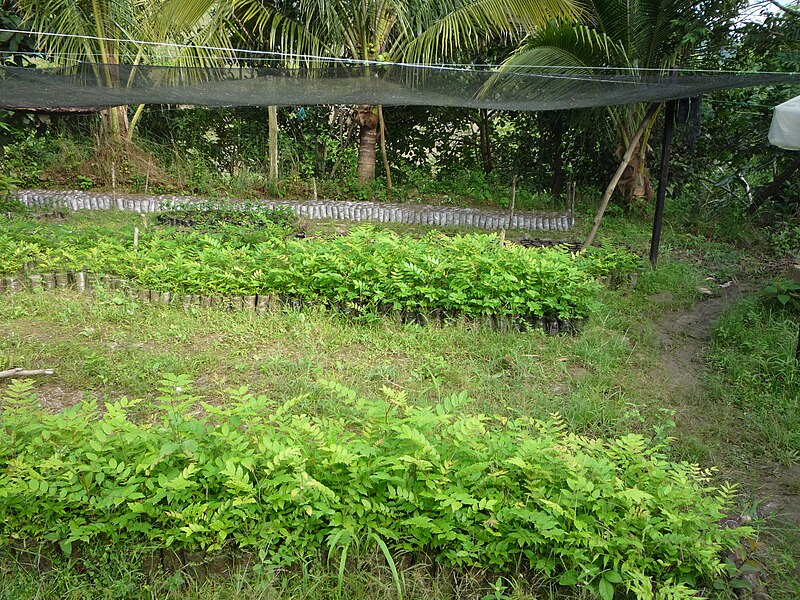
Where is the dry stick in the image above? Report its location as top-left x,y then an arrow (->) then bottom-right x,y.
144,157 -> 151,196
567,180 -> 576,227
581,104 -> 659,251
0,368 -> 55,379
111,162 -> 117,206
377,105 -> 392,191
499,175 -> 518,245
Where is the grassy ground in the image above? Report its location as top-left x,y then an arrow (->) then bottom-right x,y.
1,207 -> 798,599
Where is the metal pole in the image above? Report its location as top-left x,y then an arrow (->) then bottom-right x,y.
796,320 -> 800,363
650,99 -> 677,268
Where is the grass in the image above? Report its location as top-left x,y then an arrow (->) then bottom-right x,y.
1,547 -> 592,600
707,297 -> 800,464
0,285 -> 646,432
1,207 -> 798,598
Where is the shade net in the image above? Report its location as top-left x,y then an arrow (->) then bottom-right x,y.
1,63 -> 798,111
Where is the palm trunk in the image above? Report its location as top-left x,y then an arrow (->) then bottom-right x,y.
616,139 -> 654,202
99,105 -> 129,145
356,105 -> 379,183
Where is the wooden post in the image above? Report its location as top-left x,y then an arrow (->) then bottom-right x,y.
581,104 -> 659,251
268,106 -> 279,184
650,99 -> 677,268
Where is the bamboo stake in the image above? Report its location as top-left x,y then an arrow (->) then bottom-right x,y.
499,175 -> 517,245
581,104 -> 659,251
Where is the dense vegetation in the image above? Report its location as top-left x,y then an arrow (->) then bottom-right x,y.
0,215 -> 647,322
1,205 -> 797,599
1,0 -> 799,598
0,375 -> 748,600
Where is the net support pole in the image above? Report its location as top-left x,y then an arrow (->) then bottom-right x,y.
796,319 -> 799,364
649,99 -> 677,268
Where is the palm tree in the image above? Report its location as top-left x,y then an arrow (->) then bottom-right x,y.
167,0 -> 581,182
499,0 -> 722,202
18,0 -> 236,144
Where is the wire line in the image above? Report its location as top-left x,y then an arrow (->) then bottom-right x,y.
2,28 -> 799,77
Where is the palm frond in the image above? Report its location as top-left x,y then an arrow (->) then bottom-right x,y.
401,0 -> 581,64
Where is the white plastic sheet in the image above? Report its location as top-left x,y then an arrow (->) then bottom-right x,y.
769,95 -> 800,150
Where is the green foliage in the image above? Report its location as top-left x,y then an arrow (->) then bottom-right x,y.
0,175 -> 26,215
159,199 -> 297,231
576,243 -> 645,283
76,175 -> 96,190
763,278 -> 800,313
708,296 -> 800,463
1,130 -> 93,188
0,377 -> 748,598
0,221 -> 608,321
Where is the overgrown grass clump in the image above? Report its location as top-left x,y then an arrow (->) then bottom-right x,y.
707,293 -> 800,462
0,220 -> 623,320
0,376 -> 747,600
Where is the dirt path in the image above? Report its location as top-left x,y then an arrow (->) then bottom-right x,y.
651,282 -> 800,596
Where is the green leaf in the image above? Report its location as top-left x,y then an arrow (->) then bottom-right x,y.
604,570 -> 623,583
599,576 -> 615,600
558,571 -> 579,586
372,534 -> 403,600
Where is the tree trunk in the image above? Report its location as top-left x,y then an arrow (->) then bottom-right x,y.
99,105 -> 129,145
268,105 -> 279,183
616,139 -> 654,203
479,109 -> 493,174
747,153 -> 800,215
356,105 -> 379,183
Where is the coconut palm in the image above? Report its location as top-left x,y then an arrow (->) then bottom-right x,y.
18,0 -> 236,143
166,0 -> 581,182
499,0 -> 722,202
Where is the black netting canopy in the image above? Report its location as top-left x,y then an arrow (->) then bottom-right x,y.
1,63 -> 798,111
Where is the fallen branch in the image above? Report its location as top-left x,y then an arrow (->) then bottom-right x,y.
0,368 -> 55,379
